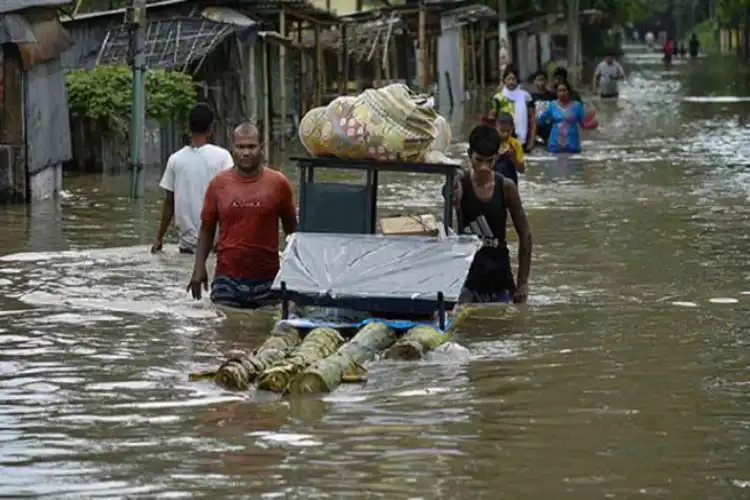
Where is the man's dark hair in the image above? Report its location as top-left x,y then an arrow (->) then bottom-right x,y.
533,69 -> 547,79
468,124 -> 500,156
189,103 -> 214,134
496,112 -> 515,127
553,66 -> 568,79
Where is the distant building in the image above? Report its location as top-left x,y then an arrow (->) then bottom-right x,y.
0,0 -> 74,203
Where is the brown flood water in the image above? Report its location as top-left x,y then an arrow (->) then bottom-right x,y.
1,53 -> 749,498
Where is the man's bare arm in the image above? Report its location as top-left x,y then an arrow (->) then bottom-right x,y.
503,178 -> 532,287
194,220 -> 217,272
153,191 -> 174,243
281,214 -> 298,236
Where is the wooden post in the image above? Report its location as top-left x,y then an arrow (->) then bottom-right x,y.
418,1 -> 427,91
497,0 -> 508,77
470,23 -> 478,94
383,33 -> 391,81
262,40 -> 271,160
429,36 -> 437,90
279,9 -> 287,148
313,23 -> 321,106
341,23 -> 349,93
566,0 -> 580,85
374,52 -> 382,86
297,21 -> 306,115
247,43 -> 257,118
389,33 -> 399,81
480,20 -> 486,91
337,24 -> 345,93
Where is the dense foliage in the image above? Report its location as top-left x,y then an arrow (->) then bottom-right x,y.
65,65 -> 197,135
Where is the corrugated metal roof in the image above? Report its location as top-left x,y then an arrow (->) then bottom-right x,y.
0,0 -> 72,15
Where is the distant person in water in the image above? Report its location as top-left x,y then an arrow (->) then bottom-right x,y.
489,66 -> 536,152
592,53 -> 626,99
645,31 -> 655,50
529,70 -> 556,145
187,121 -> 298,309
449,124 -> 531,305
493,112 -> 525,185
663,39 -> 674,66
552,67 -> 582,102
689,33 -> 700,58
537,80 -> 586,154
151,103 -> 233,254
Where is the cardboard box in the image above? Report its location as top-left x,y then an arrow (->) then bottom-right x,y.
379,214 -> 440,237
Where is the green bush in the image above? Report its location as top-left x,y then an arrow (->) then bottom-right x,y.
693,19 -> 718,54
66,65 -> 197,135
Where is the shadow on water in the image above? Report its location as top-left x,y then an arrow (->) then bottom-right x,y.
0,55 -> 750,497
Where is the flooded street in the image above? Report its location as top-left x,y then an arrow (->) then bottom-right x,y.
1,52 -> 750,499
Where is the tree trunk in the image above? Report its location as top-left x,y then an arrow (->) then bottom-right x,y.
290,322 -> 397,394
256,327 -> 344,393
383,324 -> 447,360
192,323 -> 302,390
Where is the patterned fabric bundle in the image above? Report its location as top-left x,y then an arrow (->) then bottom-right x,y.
298,84 -> 443,162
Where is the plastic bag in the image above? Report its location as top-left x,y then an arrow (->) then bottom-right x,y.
582,103 -> 598,129
428,114 -> 451,153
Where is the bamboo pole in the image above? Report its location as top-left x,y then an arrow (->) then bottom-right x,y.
262,40 -> 271,160
418,1 -> 427,91
297,22 -> 305,116
337,24 -> 345,94
279,9 -> 287,148
480,20 -> 487,91
341,23 -> 350,93
315,24 -> 324,106
470,23 -> 478,95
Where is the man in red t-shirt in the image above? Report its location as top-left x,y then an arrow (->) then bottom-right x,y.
187,121 -> 298,308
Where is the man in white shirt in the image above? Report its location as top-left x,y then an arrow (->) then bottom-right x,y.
592,53 -> 627,99
151,103 -> 234,254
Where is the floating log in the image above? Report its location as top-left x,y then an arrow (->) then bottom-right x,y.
383,324 -> 447,361
290,321 -> 397,395
256,327 -> 344,393
195,323 -> 302,391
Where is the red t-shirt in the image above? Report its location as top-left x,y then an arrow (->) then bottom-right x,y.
201,167 -> 296,280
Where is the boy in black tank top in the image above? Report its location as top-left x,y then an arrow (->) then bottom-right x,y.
449,124 -> 533,304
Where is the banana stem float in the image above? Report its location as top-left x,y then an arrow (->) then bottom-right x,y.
382,324 -> 447,361
197,323 -> 301,391
290,321 -> 398,395
256,327 -> 344,393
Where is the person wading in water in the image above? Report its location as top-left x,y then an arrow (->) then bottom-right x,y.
187,121 -> 299,309
493,112 -> 525,185
449,124 -> 532,305
151,104 -> 233,254
592,53 -> 627,99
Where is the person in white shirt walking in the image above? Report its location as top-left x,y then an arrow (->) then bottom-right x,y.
592,53 -> 627,99
151,103 -> 234,254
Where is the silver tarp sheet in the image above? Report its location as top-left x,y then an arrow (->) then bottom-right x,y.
272,233 -> 481,304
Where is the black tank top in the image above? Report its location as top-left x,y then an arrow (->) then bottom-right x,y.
458,173 -> 515,293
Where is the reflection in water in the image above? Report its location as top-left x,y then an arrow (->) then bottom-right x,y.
0,55 -> 749,497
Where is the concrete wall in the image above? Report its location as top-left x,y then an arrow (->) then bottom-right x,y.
436,14 -> 465,111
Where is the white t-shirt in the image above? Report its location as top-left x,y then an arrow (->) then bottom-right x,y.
595,60 -> 625,96
159,144 -> 234,251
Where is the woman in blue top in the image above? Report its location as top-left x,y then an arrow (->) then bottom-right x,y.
537,80 -> 586,154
